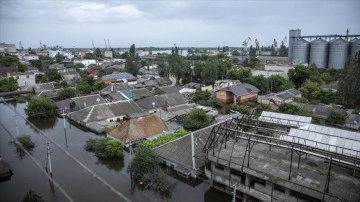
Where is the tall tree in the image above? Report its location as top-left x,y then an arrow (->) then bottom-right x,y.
0,77 -> 18,92
169,45 -> 187,84
55,52 -> 65,63
125,44 -> 139,76
337,52 -> 360,106
288,65 -> 317,88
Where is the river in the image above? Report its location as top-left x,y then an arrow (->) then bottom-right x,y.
0,102 -> 231,202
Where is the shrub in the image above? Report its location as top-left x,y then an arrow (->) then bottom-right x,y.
9,135 -> 35,158
184,109 -> 210,131
139,130 -> 188,149
84,138 -> 124,159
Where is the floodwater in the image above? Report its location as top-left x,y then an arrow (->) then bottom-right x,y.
0,102 -> 231,202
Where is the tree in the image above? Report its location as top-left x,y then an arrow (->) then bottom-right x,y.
10,135 -> 36,158
228,104 -> 250,114
278,103 -> 310,116
249,45 -> 256,57
75,63 -> 85,69
327,110 -> 347,125
278,44 -> 288,57
35,74 -> 48,83
231,50 -> 241,56
55,52 -> 65,63
157,61 -> 170,77
337,52 -> 360,106
94,48 -> 102,58
268,75 -> 293,92
128,146 -> 159,180
125,44 -> 140,76
25,97 -> 56,118
222,46 -> 230,52
226,67 -> 252,82
288,65 -> 317,88
84,138 -> 124,159
83,53 -> 95,59
169,45 -> 188,85
46,69 -> 62,81
22,190 -> 46,202
184,109 -> 210,131
0,77 -> 18,92
58,87 -> 77,99
97,69 -> 106,78
201,60 -> 218,85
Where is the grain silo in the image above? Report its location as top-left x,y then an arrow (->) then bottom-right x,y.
309,38 -> 328,68
350,38 -> 360,56
292,38 -> 310,65
328,38 -> 349,69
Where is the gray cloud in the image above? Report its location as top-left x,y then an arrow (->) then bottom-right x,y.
1,0 -> 359,48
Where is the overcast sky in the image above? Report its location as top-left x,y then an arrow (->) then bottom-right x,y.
1,0 -> 359,48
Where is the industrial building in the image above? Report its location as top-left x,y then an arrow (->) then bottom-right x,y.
288,29 -> 360,69
154,111 -> 360,202
202,111 -> 360,201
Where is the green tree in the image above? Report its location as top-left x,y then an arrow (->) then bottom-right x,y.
58,87 -> 77,99
125,44 -> 140,76
46,69 -> 62,81
169,45 -> 189,84
22,190 -> 46,202
83,53 -> 95,59
184,109 -> 210,131
337,52 -> 360,106
85,138 -> 124,159
268,75 -> 293,92
97,69 -> 106,78
201,60 -> 218,85
25,97 -> 56,118
94,48 -> 102,58
157,61 -> 170,77
231,50 -> 240,56
75,63 -> 85,69
278,103 -> 310,116
35,74 -> 48,83
228,104 -> 250,114
327,110 -> 347,125
288,65 -> 317,88
55,52 -> 65,63
128,146 -> 159,180
0,77 -> 18,92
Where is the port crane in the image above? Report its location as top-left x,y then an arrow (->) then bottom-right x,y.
242,37 -> 252,47
107,39 -> 111,50
92,40 -> 95,51
104,39 -> 108,50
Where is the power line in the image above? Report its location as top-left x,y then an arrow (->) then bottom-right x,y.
0,122 -> 74,202
2,102 -> 132,202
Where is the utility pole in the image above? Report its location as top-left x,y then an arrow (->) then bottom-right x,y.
15,115 -> 19,136
46,142 -> 53,177
62,109 -> 68,148
232,183 -> 237,202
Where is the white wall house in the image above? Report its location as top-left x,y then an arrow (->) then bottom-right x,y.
23,54 -> 39,61
9,72 -> 36,88
104,51 -> 113,58
73,59 -> 97,68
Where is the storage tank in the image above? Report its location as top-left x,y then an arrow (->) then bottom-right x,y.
309,39 -> 328,68
292,38 -> 310,65
328,38 -> 349,69
350,38 -> 360,56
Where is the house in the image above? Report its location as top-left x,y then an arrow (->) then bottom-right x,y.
101,73 -> 137,85
214,80 -> 241,91
71,94 -> 106,109
252,69 -> 287,78
0,66 -> 17,78
155,77 -> 172,86
34,82 -> 55,93
23,54 -> 39,61
105,66 -> 122,74
73,59 -> 97,68
103,51 -> 113,58
49,63 -> 66,72
56,98 -> 78,114
61,71 -> 80,84
180,82 -> 205,94
131,88 -> 153,99
9,72 -> 36,88
294,103 -> 347,122
258,89 -> 302,105
159,86 -> 182,94
108,114 -> 167,145
136,93 -> 188,112
215,83 -> 259,104
99,83 -> 132,102
67,100 -> 144,125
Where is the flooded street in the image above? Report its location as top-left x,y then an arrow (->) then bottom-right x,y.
0,102 -> 231,202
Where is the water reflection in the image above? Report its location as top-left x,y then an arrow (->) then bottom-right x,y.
131,179 -> 175,201
26,117 -> 57,131
96,157 -> 125,171
204,188 -> 232,202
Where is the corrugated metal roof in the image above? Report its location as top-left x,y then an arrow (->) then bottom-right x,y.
258,111 -> 312,127
284,124 -> 360,157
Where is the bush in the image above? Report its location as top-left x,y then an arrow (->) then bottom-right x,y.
139,130 -> 188,149
84,138 -> 124,159
184,109 -> 210,131
22,190 -> 46,202
228,104 -> 250,114
9,135 -> 35,158
128,147 -> 159,180
25,97 -> 56,118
